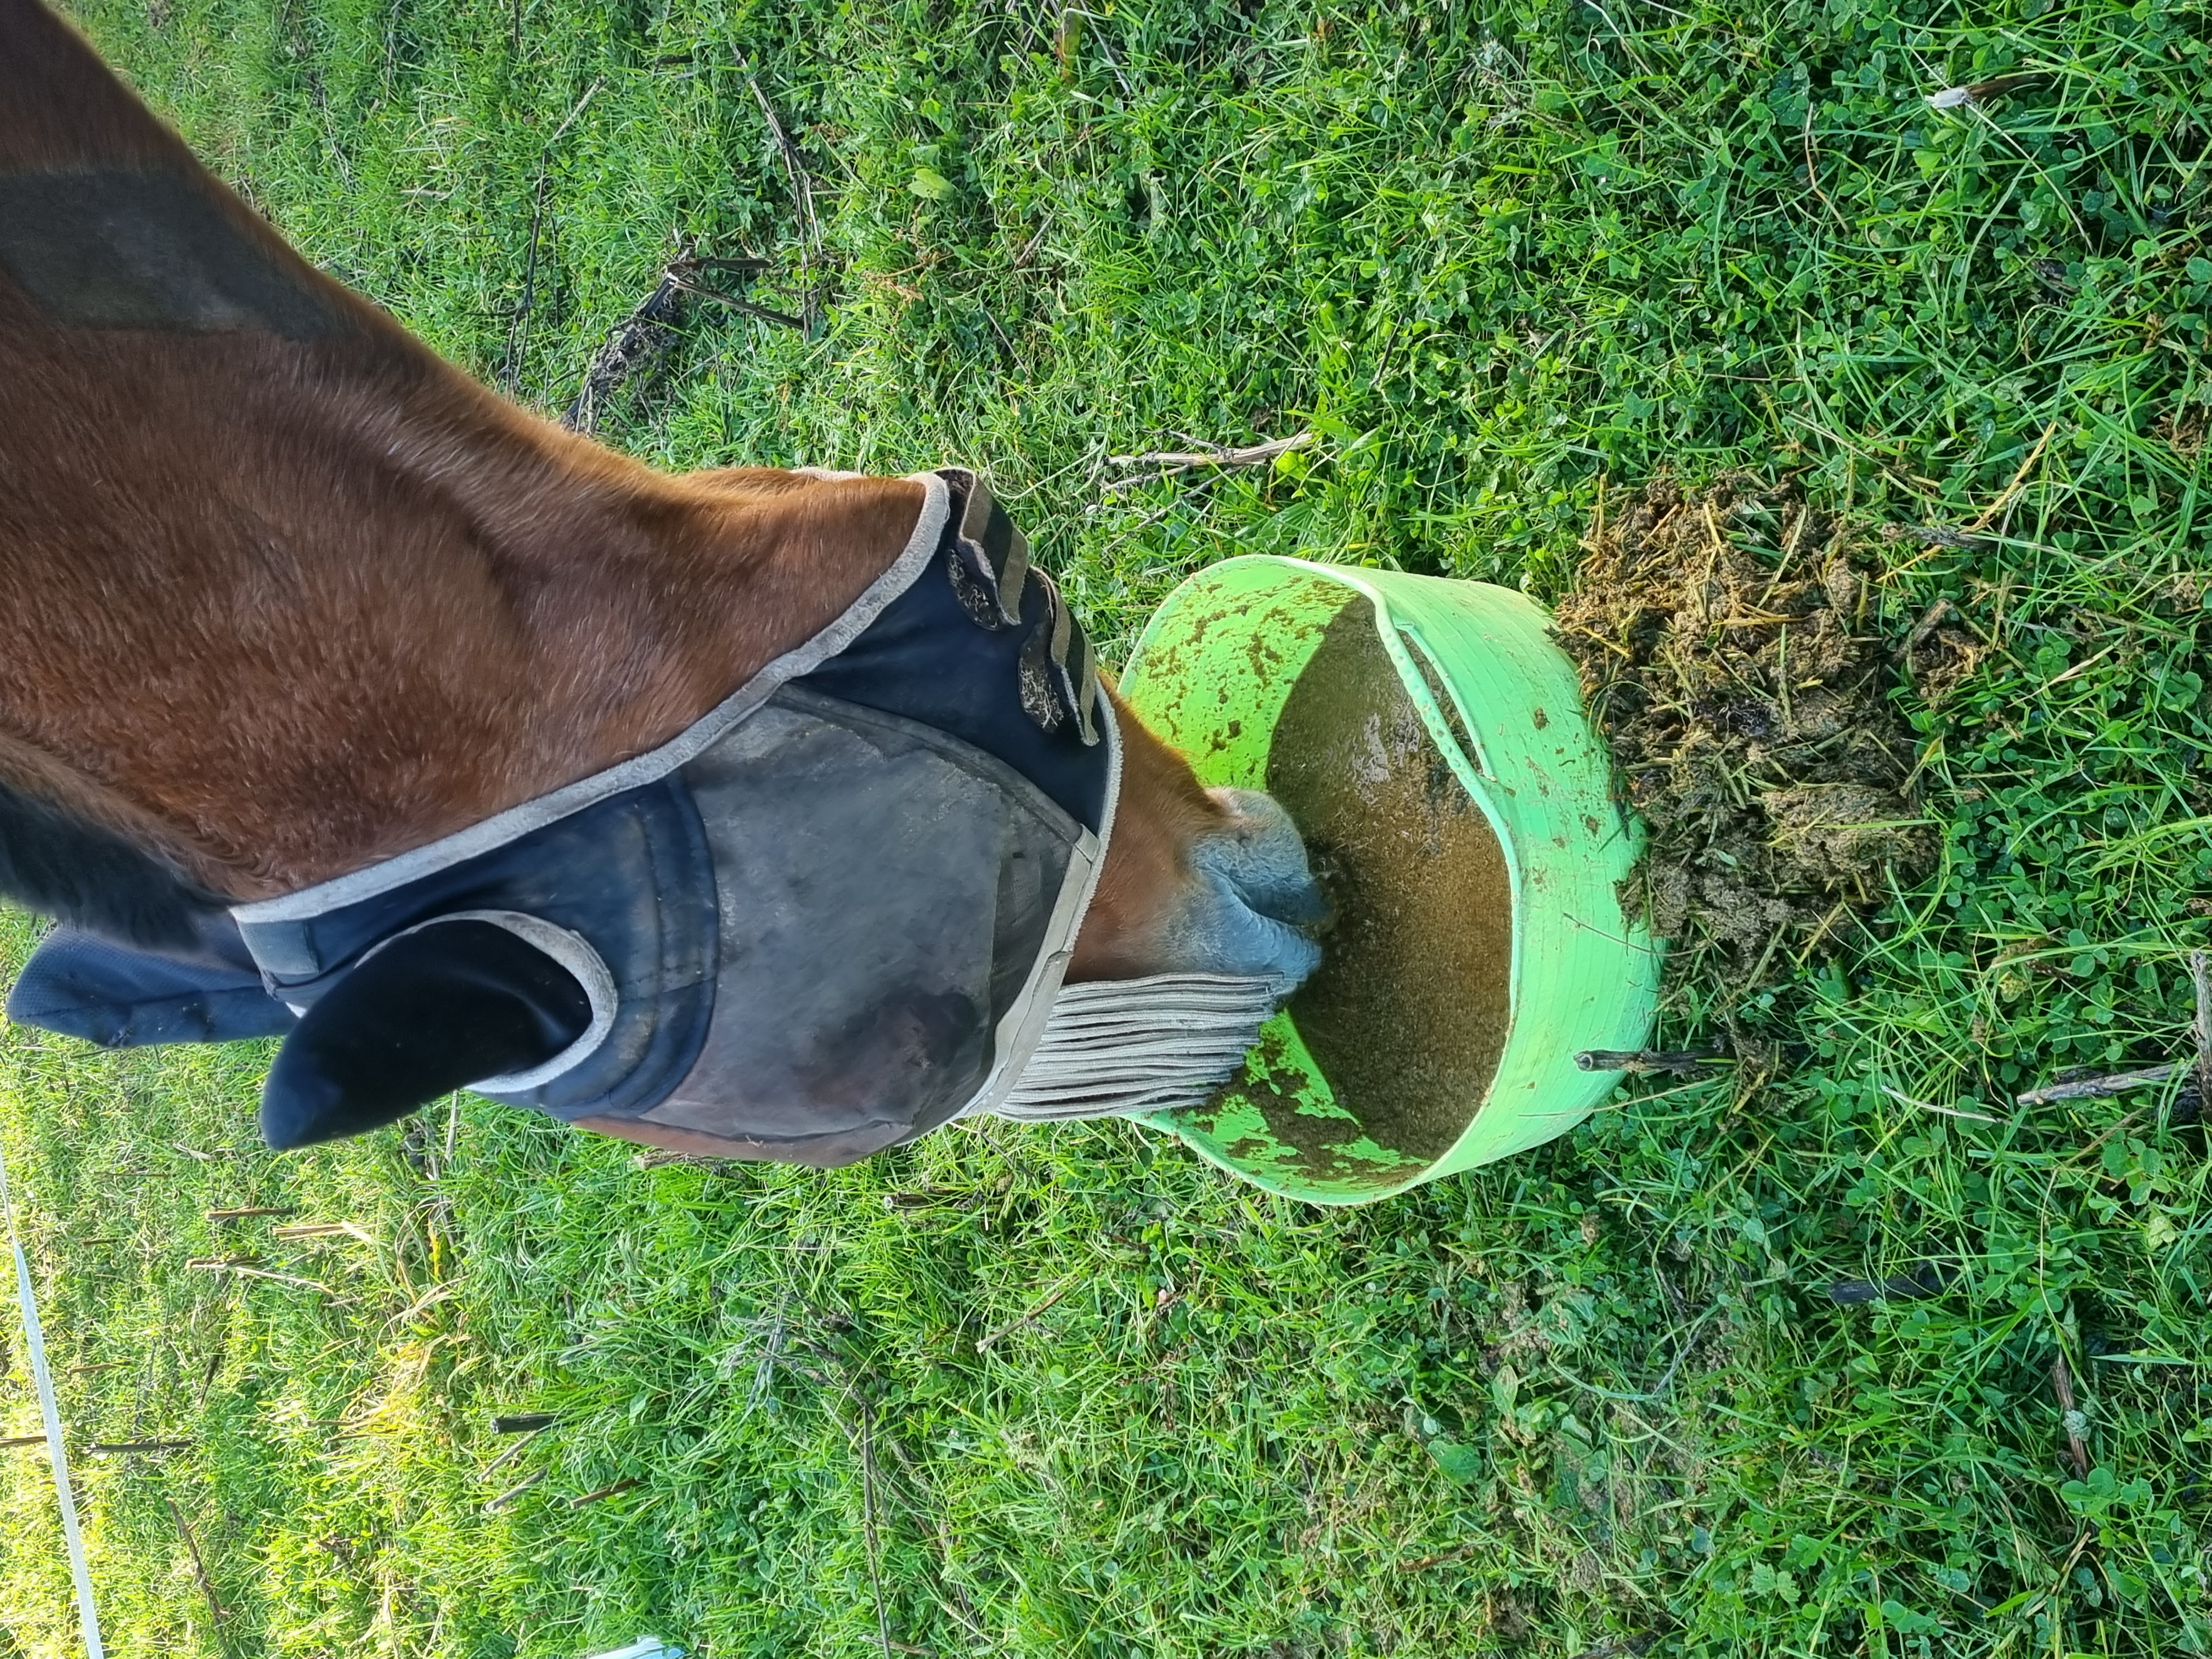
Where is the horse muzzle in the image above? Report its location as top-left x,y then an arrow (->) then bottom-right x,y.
1155,787 -> 1326,990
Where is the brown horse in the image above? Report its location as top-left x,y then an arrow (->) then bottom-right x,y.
0,0 -> 1321,1160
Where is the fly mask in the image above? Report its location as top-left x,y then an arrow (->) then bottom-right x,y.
9,471 -> 1318,1162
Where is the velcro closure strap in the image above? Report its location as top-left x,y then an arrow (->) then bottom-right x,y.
942,468 -> 1102,746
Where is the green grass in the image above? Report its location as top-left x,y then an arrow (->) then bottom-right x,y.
3,0 -> 2210,1652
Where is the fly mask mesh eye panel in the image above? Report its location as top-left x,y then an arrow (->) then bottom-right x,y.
623,687 -> 1090,1163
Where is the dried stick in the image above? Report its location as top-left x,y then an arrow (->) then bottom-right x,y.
477,1423 -> 554,1482
1901,597 -> 1960,656
501,77 -> 606,390
859,1401 -> 893,1659
664,268 -> 805,329
873,1432 -> 988,1641
1575,1047 -> 1726,1075
168,1495 -> 230,1625
743,67 -> 820,251
2050,1356 -> 2090,1478
2015,1063 -> 2181,1107
568,1477 -> 640,1508
194,1349 -> 224,1411
483,1470 -> 544,1514
974,1278 -> 1077,1352
2020,971 -> 2212,1109
1103,431 -> 1314,493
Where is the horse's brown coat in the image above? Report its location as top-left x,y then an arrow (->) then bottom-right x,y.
0,0 -> 1231,991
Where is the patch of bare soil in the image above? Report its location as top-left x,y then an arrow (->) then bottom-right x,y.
2157,404 -> 2207,461
1554,476 -> 1937,976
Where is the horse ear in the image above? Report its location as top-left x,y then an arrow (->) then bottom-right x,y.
260,918 -> 592,1150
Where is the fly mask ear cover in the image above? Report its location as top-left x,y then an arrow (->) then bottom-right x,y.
227,470 -> 1119,1165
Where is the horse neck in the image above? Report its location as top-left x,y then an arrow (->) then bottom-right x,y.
0,0 -> 928,900
0,336 -> 926,898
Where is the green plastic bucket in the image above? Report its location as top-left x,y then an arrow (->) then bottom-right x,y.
1118,556 -> 1661,1205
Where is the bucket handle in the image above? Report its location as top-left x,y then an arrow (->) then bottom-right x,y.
1392,624 -> 1496,783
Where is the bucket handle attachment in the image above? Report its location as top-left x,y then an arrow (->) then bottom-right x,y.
1392,624 -> 1495,783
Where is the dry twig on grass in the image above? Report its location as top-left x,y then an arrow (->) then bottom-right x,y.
738,59 -> 823,329
568,1477 -> 641,1508
1103,431 -> 1314,493
872,1431 -> 989,1643
857,1401 -> 894,1659
2014,967 -> 2212,1109
500,76 -> 606,391
483,1470 -> 544,1514
563,252 -> 800,436
1574,1046 -> 1727,1075
168,1495 -> 231,1626
2050,1355 -> 2091,1478
2015,1063 -> 2182,1107
477,1421 -> 555,1483
974,1278 -> 1077,1352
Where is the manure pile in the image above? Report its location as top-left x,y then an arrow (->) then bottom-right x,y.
1554,478 -> 1938,977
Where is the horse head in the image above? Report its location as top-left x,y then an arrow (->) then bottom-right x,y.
0,0 -> 1323,1161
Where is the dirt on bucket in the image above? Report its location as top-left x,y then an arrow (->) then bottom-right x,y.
1553,476 -> 1936,976
1249,599 -> 1516,1180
